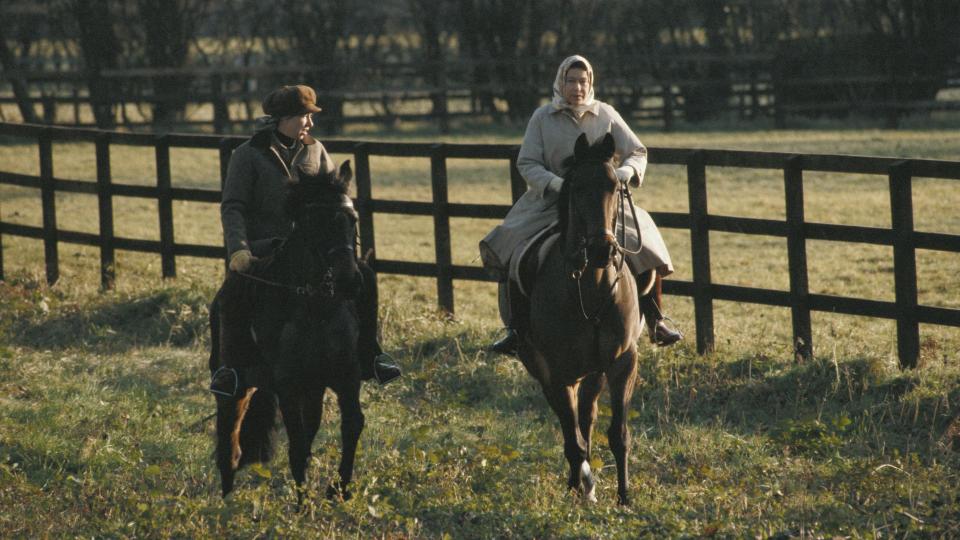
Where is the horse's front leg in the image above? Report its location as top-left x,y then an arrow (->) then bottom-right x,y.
276,386 -> 308,505
327,379 -> 364,501
577,372 -> 606,459
543,382 -> 595,503
605,346 -> 639,505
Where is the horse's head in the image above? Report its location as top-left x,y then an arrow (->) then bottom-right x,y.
560,132 -> 620,269
286,161 -> 360,296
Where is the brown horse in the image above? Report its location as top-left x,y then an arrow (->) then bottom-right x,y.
210,161 -> 365,503
517,132 -> 644,505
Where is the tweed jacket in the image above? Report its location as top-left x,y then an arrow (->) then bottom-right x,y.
221,128 -> 336,258
479,101 -> 673,280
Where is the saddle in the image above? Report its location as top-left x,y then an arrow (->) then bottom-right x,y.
508,225 -> 561,298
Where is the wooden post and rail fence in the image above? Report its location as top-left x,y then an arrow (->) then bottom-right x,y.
1,122 -> 959,369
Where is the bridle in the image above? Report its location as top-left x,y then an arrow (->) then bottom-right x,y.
236,196 -> 359,299
567,167 -> 643,324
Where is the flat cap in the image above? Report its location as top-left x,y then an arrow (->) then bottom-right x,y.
262,85 -> 322,117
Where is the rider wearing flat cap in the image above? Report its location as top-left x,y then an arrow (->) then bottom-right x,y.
210,84 -> 401,395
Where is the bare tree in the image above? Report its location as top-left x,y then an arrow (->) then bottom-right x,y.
0,29 -> 40,123
456,0 -> 552,120
408,0 -> 454,131
65,0 -> 123,128
133,0 -> 211,130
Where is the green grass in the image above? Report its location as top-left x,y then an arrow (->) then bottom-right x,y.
2,122 -> 960,537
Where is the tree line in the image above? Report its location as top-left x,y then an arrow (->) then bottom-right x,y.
1,0 -> 958,133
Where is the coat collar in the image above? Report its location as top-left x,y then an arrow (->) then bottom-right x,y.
250,127 -> 317,150
550,101 -> 601,120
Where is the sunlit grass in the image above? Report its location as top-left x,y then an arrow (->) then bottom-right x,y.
2,125 -> 960,536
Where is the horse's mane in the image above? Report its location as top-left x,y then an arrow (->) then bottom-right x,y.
556,142 -> 615,241
285,166 -> 350,217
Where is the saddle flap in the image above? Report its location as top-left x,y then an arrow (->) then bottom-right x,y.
509,228 -> 561,297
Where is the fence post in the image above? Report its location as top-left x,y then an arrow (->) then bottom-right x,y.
784,156 -> 812,362
95,133 -> 116,289
39,128 -> 59,285
353,143 -> 376,264
156,135 -> 176,278
661,83 -> 674,132
509,147 -> 526,203
687,150 -> 714,354
889,160 -> 919,369
73,88 -> 81,126
42,96 -> 56,124
430,144 -> 455,315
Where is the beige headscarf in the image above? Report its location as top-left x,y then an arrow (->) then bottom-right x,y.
551,54 -> 596,116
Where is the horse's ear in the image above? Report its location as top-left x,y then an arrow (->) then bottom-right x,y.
574,133 -> 590,161
338,160 -> 353,186
599,132 -> 615,160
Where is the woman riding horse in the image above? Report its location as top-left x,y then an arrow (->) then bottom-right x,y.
480,55 -> 682,352
211,84 -> 401,393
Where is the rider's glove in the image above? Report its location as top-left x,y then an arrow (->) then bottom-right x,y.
615,166 -> 635,183
229,249 -> 257,272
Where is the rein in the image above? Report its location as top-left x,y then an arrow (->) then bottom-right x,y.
235,268 -> 336,298
568,177 -> 643,324
235,195 -> 360,298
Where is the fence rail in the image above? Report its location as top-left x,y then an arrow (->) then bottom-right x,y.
1,122 -> 959,368
4,67 -> 960,132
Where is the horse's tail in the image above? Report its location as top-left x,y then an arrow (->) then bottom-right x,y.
236,388 -> 278,467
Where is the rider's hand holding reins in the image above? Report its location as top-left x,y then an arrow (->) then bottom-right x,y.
229,249 -> 257,272
614,166 -> 636,184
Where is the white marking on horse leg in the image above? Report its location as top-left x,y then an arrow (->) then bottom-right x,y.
580,461 -> 597,503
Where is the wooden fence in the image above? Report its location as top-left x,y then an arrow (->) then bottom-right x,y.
5,67 -> 960,132
1,122 -> 959,368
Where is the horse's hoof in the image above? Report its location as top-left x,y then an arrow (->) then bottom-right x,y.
326,483 -> 352,502
580,461 -> 597,504
617,494 -> 631,506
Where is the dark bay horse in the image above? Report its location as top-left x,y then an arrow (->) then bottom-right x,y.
210,161 -> 364,502
517,132 -> 643,505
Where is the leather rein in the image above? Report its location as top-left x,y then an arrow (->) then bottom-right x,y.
236,197 -> 359,299
568,174 -> 643,324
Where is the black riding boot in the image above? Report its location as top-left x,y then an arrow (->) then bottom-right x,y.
208,288 -> 251,396
490,281 -> 528,356
638,273 -> 682,347
208,295 -> 235,395
357,261 -> 402,385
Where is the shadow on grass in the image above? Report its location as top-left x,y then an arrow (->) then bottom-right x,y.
0,438 -> 83,485
389,331 -> 552,420
7,286 -> 211,353
396,331 -> 960,466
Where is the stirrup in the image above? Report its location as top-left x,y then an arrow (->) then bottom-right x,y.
650,316 -> 683,347
209,366 -> 239,397
489,328 -> 519,356
373,353 -> 402,386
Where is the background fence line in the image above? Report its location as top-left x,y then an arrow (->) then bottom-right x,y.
1,122 -> 959,369
4,65 -> 960,132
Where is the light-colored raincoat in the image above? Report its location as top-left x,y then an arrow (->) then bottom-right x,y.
479,55 -> 673,281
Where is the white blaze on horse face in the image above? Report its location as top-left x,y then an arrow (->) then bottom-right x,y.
580,461 -> 597,503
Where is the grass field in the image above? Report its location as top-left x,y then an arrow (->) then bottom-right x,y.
2,121 -> 960,537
